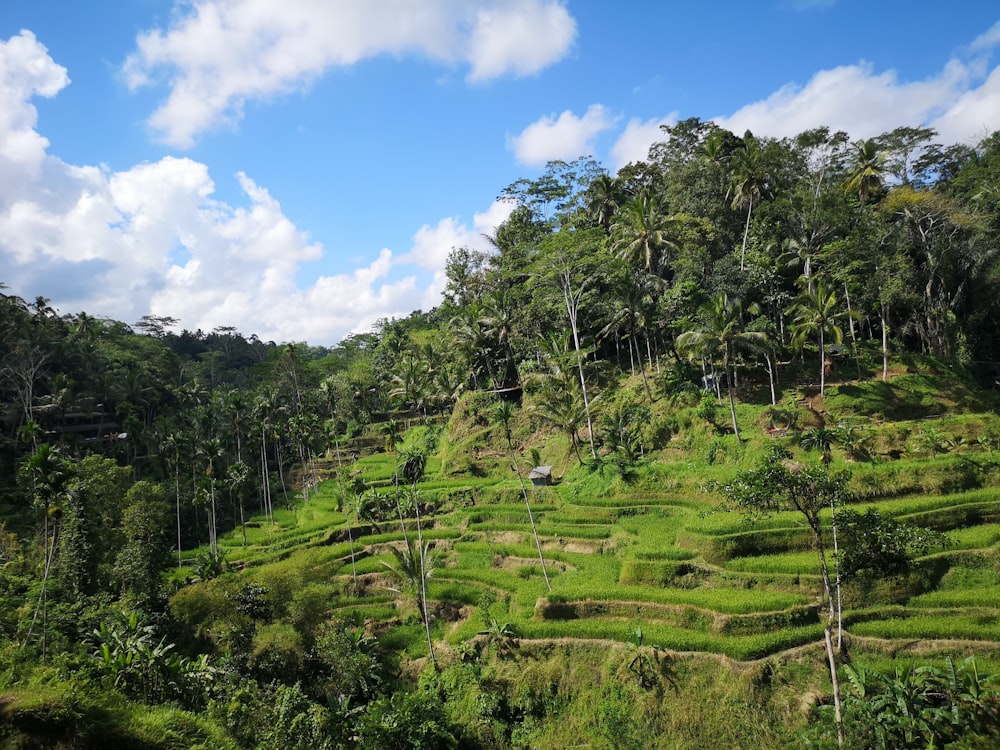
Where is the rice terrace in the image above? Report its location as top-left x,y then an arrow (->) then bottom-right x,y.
4,58 -> 1000,748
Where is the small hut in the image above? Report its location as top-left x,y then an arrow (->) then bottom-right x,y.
528,466 -> 553,486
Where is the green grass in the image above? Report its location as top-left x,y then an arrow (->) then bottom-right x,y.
850,612 -> 1000,641
725,550 -> 831,574
512,619 -> 827,660
908,587 -> 1000,608
944,524 -> 1000,549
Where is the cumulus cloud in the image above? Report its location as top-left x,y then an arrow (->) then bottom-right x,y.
971,21 -> 1000,53
713,57 -> 996,144
0,31 -> 505,345
608,113 -> 677,170
401,199 -> 515,310
510,104 -> 616,166
0,30 -> 69,198
124,0 -> 577,147
467,1 -> 576,81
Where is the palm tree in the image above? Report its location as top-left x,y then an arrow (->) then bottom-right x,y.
494,400 -> 551,591
599,265 -> 657,402
480,287 -> 521,389
19,444 -> 74,656
531,342 -> 590,462
533,230 -> 603,459
198,437 -> 224,556
586,173 -> 627,233
161,431 -> 187,567
778,214 -> 831,295
799,425 -> 840,466
610,190 -> 677,275
728,137 -> 773,270
382,537 -> 435,662
789,280 -> 850,396
844,139 -> 886,204
676,293 -> 769,442
252,388 -> 277,525
396,445 -> 435,662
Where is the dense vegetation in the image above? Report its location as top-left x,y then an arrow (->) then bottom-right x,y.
3,120 -> 1000,748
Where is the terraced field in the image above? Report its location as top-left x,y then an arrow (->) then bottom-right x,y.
195,438 -> 1000,666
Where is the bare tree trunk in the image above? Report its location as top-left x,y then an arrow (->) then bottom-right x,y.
175,461 -> 183,568
880,303 -> 889,382
844,283 -> 861,380
764,350 -> 778,406
740,196 -> 753,271
825,627 -> 845,749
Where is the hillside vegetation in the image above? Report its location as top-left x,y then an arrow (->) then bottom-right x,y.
4,121 -> 1000,748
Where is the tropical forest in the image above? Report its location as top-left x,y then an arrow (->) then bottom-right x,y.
3,120 -> 1000,749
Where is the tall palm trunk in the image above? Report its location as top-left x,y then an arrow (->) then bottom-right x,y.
740,195 -> 753,271
880,302 -> 889,382
819,327 -> 826,396
724,349 -> 742,443
563,288 -> 597,459
175,458 -> 182,567
498,411 -> 551,591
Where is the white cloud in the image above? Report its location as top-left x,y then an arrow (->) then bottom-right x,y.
466,0 -> 576,82
713,57 -> 997,144
401,199 -> 514,310
124,0 -> 577,147
971,21 -> 1000,53
510,104 -> 616,166
930,64 -> 1000,145
609,113 -> 677,170
0,30 -> 69,197
0,31 -> 516,345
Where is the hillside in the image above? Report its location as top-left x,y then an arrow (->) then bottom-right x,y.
6,355 -> 998,748
5,122 -> 1000,749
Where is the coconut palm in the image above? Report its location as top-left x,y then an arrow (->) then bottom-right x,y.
586,173 -> 628,233
844,139 -> 886,204
799,425 -> 841,466
728,137 -> 773,270
610,190 -> 678,275
789,279 -> 850,396
382,535 -> 436,663
494,400 -> 551,591
599,265 -> 657,402
676,293 -> 769,442
197,437 -> 224,556
531,343 -> 590,462
19,444 -> 75,655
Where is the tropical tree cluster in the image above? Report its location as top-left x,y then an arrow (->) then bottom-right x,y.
2,119 -> 1000,748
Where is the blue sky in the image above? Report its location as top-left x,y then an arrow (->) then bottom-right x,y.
1,1 -> 999,345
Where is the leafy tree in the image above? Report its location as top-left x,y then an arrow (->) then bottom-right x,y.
728,135 -> 775,270
839,658 -> 1000,749
611,190 -> 678,275
844,139 -> 886,204
881,186 -> 987,358
115,481 -> 172,605
789,279 -> 850,396
494,400 -> 551,590
717,447 -> 852,746
677,293 -> 768,442
837,508 -> 946,582
356,690 -> 457,750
